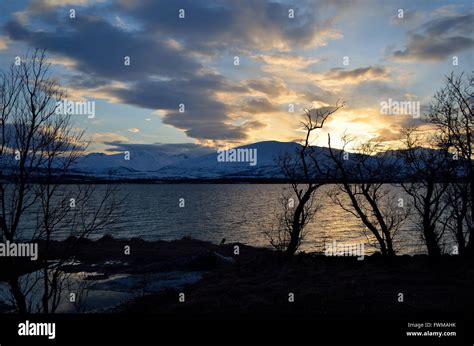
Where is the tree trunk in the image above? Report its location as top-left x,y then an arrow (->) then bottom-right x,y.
424,224 -> 441,256
285,188 -> 314,257
385,234 -> 396,256
285,223 -> 301,257
285,202 -> 305,257
422,182 -> 441,256
9,276 -> 27,314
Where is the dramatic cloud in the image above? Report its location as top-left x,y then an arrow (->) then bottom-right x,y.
1,0 -> 472,149
4,17 -> 201,81
103,141 -> 214,157
245,77 -> 288,98
102,75 -> 252,141
3,13 -> 252,141
112,0 -> 342,53
3,0 -> 342,143
325,66 -> 390,83
341,80 -> 410,109
390,13 -> 474,62
240,98 -> 280,113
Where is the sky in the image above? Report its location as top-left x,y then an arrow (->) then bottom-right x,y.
0,0 -> 472,154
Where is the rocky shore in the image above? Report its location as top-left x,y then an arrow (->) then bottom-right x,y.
0,236 -> 473,317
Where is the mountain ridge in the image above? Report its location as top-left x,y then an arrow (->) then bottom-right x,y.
15,140 -> 460,181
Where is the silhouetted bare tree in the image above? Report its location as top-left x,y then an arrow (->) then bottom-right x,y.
0,50 -> 118,313
427,72 -> 473,256
327,135 -> 409,256
398,128 -> 453,256
266,102 -> 344,257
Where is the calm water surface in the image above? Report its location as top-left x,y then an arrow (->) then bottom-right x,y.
19,184 -> 427,255
1,184 -> 435,311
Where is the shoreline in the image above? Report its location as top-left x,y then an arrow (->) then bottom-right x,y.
1,236 -> 473,316
2,175 -> 471,184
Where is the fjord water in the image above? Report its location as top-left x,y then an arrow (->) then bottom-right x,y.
22,184 -> 425,255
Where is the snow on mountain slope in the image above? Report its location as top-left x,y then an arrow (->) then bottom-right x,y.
155,141 -> 302,178
6,140 -> 461,180
73,148 -> 196,175
72,141 -> 343,179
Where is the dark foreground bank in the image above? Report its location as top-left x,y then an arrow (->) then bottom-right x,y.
1,236 -> 473,318
0,236 -> 473,345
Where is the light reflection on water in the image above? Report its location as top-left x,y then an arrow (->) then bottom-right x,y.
18,184 -> 428,255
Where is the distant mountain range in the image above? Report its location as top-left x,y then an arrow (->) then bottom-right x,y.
1,140 -> 463,182
72,140 -> 463,181
73,141 -> 303,179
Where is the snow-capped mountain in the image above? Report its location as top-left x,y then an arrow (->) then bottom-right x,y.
73,141 -> 307,179
155,141 -> 302,178
75,150 -> 181,174
67,141 -> 466,180
5,140 -> 464,180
